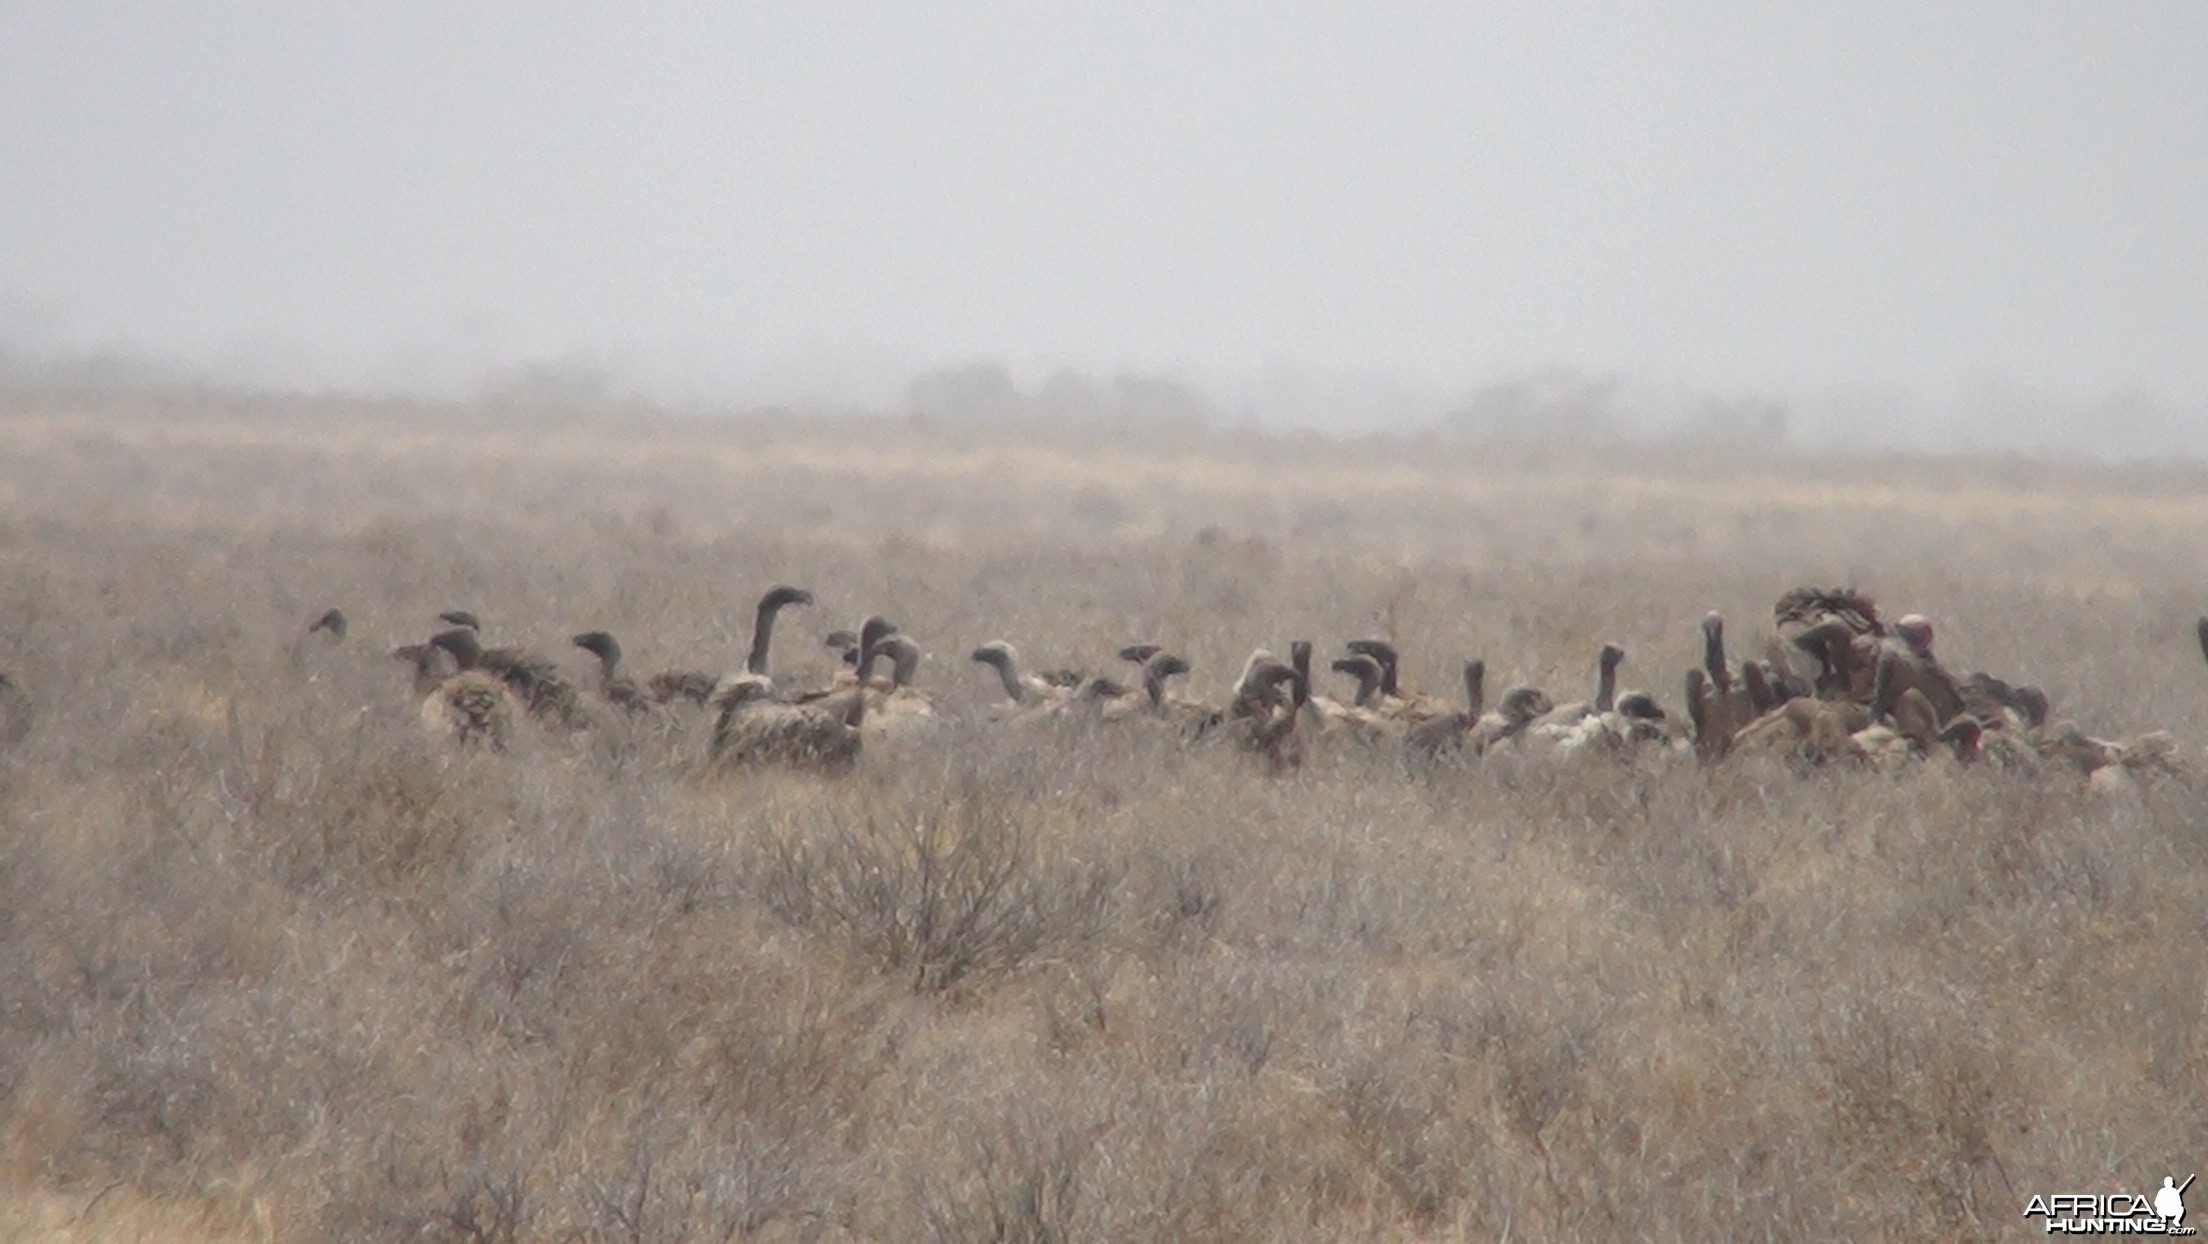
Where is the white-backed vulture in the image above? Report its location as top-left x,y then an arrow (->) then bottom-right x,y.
855,632 -> 943,741
1057,673 -> 1145,722
1137,652 -> 1224,733
1104,643 -> 1209,720
708,673 -> 864,770
845,616 -> 902,691
1330,653 -> 1387,708
570,631 -> 658,715
1222,648 -> 1296,726
1704,613 -> 1768,714
1733,646 -> 1978,768
2041,725 -> 2180,794
1544,689 -> 1675,758
1730,693 -> 1875,765
1686,614 -> 1774,758
429,627 -> 590,731
970,640 -> 1076,714
392,641 -> 461,698
1879,614 -> 1970,724
1056,649 -> 1168,723
1535,643 -> 1624,731
418,670 -> 520,750
1470,685 -> 1555,754
1685,668 -> 1718,759
709,602 -> 863,711
1081,650 -> 1221,734
1343,639 -> 1451,722
1295,643 -> 1400,741
742,585 -> 814,678
568,629 -> 715,712
1403,659 -> 1486,764
1773,588 -> 1888,699
1116,642 -> 1166,667
1958,672 -> 2050,733
290,607 -> 349,675
794,617 -> 899,702
648,670 -> 719,707
1217,657 -> 1306,773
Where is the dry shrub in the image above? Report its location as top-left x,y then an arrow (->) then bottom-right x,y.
917,1123 -> 1094,1244
1815,983 -> 2013,1230
757,777 -> 1119,993
278,749 -> 510,890
580,1115 -> 834,1244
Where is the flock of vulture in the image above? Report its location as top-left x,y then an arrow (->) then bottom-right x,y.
0,586 -> 2186,789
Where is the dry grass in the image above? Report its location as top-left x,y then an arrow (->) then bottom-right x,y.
2,382 -> 2207,1241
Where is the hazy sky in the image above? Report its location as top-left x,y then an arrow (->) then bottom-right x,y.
3,4 -> 2204,417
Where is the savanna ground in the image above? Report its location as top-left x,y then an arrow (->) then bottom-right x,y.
1,384 -> 2206,1242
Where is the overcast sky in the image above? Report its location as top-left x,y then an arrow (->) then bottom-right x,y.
2,4 -> 2204,428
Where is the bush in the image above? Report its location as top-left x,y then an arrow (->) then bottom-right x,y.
757,785 -> 1117,993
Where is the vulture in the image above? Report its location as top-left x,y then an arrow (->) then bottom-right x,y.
1342,639 -> 1451,722
1329,653 -> 1387,708
290,607 -> 350,675
1534,643 -> 1624,730
1086,651 -> 1219,734
1298,643 -> 1400,741
823,623 -> 902,685
1730,693 -> 1876,766
1732,646 -> 1978,768
853,632 -> 943,741
1958,672 -> 2050,732
1684,668 -> 1731,761
1103,643 -> 1215,722
418,670 -> 520,750
1469,685 -> 1556,754
708,673 -> 865,770
1544,690 -> 1675,758
836,617 -> 902,693
1862,615 -> 1970,735
1218,655 -> 1306,773
566,629 -> 716,711
570,631 -> 657,715
649,670 -> 720,708
1142,652 -> 1222,731
429,627 -> 590,730
705,591 -> 841,708
741,585 -> 814,678
1402,659 -> 1487,764
1116,642 -> 1166,667
969,640 -> 1075,713
2039,723 -> 2179,790
391,641 -> 461,698
1773,587 -> 1884,698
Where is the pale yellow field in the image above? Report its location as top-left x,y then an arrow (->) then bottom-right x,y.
1,383 -> 2204,1242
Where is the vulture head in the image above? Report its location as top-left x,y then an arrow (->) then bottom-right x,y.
571,631 -> 622,665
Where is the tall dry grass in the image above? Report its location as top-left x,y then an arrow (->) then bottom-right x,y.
1,383 -> 2205,1241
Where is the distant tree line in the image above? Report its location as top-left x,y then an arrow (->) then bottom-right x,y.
906,361 -> 1217,430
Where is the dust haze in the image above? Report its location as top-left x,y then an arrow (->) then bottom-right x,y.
4,5 -> 2205,456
